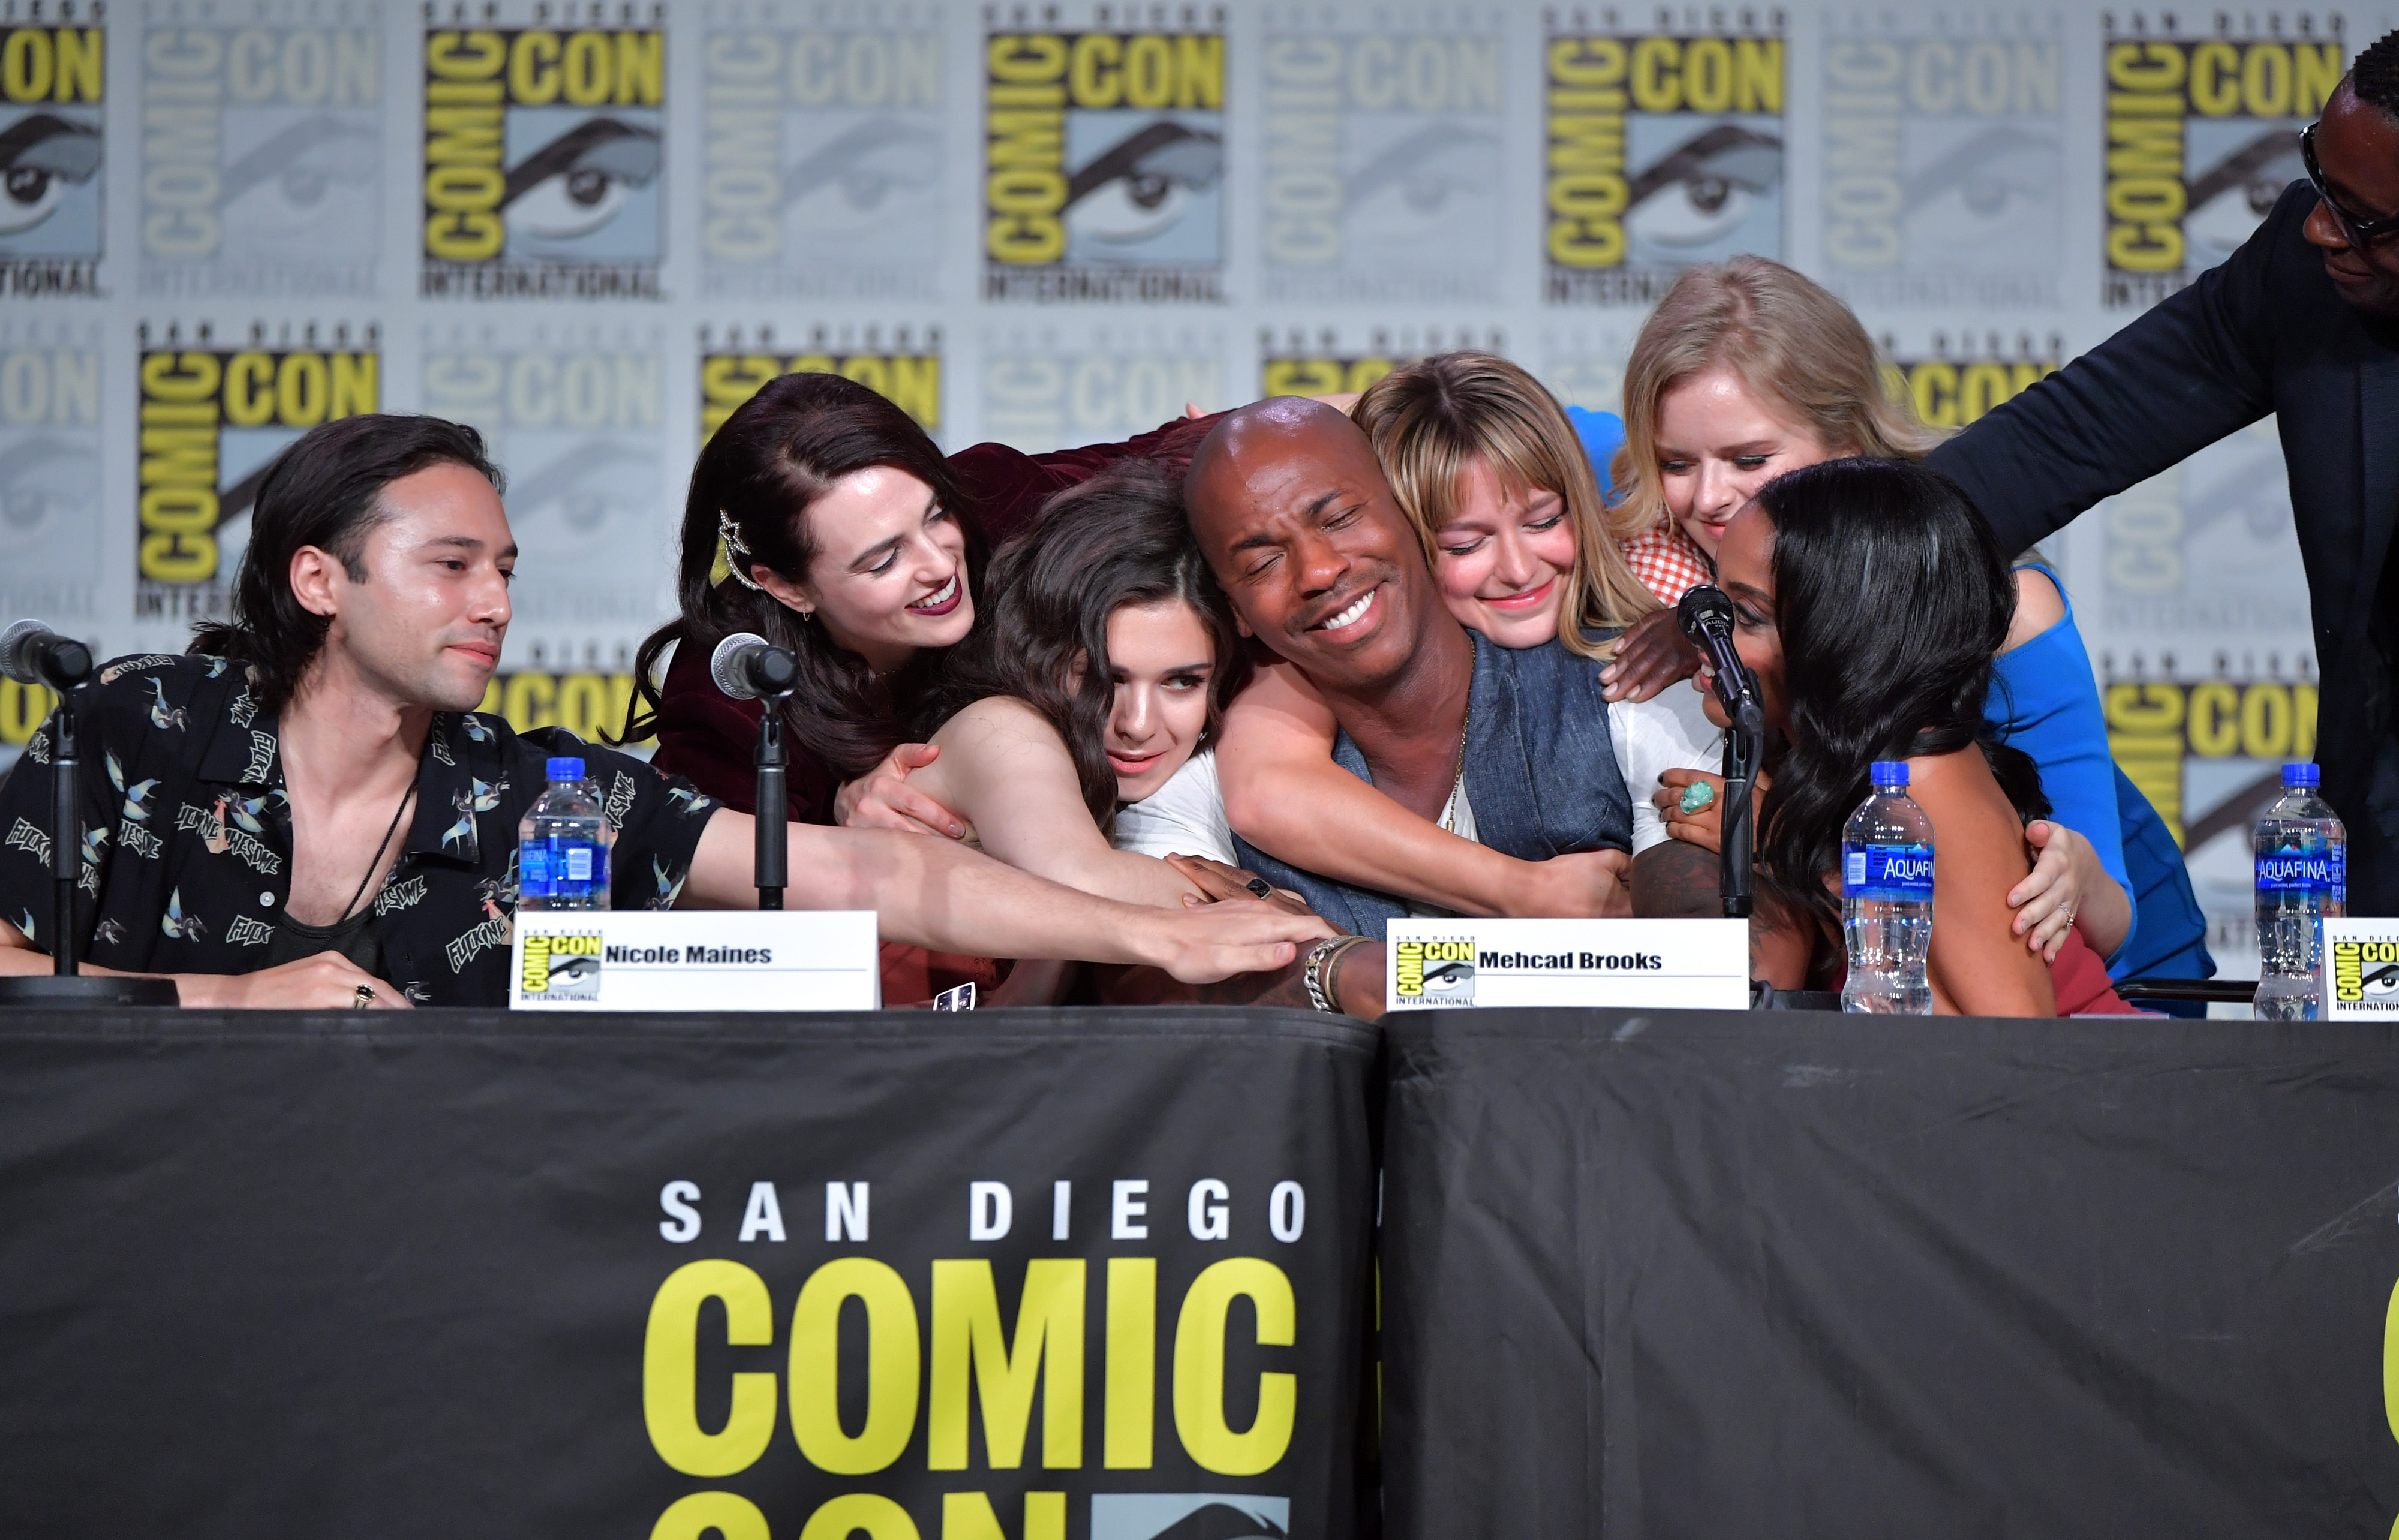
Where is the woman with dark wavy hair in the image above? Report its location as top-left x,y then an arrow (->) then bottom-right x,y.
1722,458 -> 2069,1014
903,463 -> 1253,906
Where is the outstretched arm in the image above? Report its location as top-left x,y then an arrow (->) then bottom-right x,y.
1217,663 -> 1630,918
683,811 -> 1327,982
910,697 -> 1200,909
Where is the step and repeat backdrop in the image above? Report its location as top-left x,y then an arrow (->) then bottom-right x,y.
0,0 -> 2363,968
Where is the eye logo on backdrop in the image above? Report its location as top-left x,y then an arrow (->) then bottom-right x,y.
422,324 -> 666,648
701,5 -> 947,302
1545,19 -> 1786,305
0,318 -> 101,619
139,10 -> 384,298
1820,19 -> 2063,308
133,323 -> 380,625
699,326 -> 942,442
984,14 -> 1227,302
1259,8 -> 1504,305
2102,20 -> 2343,309
422,14 -> 667,300
0,21 -> 102,297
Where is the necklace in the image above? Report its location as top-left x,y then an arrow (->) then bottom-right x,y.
1439,636 -> 1475,835
334,774 -> 417,925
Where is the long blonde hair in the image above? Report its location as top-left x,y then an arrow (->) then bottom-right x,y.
1352,351 -> 1658,662
1609,256 -> 1945,540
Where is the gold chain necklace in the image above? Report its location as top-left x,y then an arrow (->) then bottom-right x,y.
1439,636 -> 1475,835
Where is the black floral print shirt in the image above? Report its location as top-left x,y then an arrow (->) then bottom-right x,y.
0,654 -> 720,1006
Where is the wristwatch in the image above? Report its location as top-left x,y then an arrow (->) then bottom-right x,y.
1303,934 -> 1369,1013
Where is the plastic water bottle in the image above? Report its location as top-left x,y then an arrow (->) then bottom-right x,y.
518,757 -> 613,912
1841,760 -> 1935,1015
2254,762 -> 2345,1020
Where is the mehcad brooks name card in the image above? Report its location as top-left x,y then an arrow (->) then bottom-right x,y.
510,912 -> 879,1011
1385,918 -> 1749,1011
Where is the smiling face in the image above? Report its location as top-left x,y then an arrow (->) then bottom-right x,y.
1102,598 -> 1217,803
1712,501 -> 1788,731
2302,82 -> 2399,319
1653,368 -> 1839,558
753,464 -> 972,674
1430,457 -> 1576,646
1186,404 -> 1438,696
301,461 -> 516,712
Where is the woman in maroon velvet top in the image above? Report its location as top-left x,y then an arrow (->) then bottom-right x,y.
621,371 -> 1219,1003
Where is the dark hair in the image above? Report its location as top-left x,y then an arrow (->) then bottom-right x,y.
1748,458 -> 2048,938
2356,29 -> 2399,119
188,413 -> 503,711
925,463 -> 1250,831
620,372 -> 981,779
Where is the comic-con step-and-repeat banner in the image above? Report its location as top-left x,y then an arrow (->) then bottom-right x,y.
0,0 -> 2367,967
0,1007 -> 1378,1538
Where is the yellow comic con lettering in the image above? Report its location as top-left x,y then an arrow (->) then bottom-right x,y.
643,1259 -> 778,1478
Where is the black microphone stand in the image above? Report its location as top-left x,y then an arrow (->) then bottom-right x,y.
0,641 -> 178,1007
754,687 -> 793,910
1716,693 -> 1764,919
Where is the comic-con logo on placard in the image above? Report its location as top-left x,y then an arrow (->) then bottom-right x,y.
1545,16 -> 1786,305
518,930 -> 602,1001
1259,10 -> 1503,304
422,16 -> 666,299
133,320 -> 380,624
2328,935 -> 2399,1010
1257,324 -> 1505,400
0,18 -> 103,297
2102,20 -> 2343,310
422,327 -> 664,641
0,321 -> 101,618
984,18 -> 1226,302
139,8 -> 384,298
699,324 -> 942,441
1820,20 -> 2063,308
701,7 -> 946,300
1391,937 -> 1476,1004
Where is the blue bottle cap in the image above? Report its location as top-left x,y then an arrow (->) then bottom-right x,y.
546,756 -> 585,781
2283,762 -> 2320,787
1870,760 -> 1909,788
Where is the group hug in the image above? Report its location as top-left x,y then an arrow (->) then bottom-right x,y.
0,257 -> 2210,1017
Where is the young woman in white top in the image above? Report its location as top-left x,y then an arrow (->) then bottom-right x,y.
898,464 -> 1250,909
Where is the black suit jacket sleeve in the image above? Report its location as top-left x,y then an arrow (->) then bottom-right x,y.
1928,183 -> 2308,555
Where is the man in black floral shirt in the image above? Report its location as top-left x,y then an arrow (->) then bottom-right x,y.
0,415 -> 1320,1007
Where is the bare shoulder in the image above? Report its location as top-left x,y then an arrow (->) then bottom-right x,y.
930,695 -> 1068,754
2002,567 -> 2066,652
1223,658 -> 1334,735
1905,747 -> 2031,870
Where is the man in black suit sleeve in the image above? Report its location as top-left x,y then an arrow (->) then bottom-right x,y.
1928,41 -> 2399,914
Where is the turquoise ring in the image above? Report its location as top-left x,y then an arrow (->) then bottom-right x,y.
1678,780 -> 1718,816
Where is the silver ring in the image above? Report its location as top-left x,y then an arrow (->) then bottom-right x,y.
352,983 -> 374,1010
1244,876 -> 1274,900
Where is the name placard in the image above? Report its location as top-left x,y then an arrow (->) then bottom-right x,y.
2321,919 -> 2399,1018
509,912 -> 880,1012
1386,918 -> 1749,1012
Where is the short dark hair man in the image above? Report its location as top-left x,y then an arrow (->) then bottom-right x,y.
1173,399 -> 1720,1013
1929,35 -> 2399,914
0,414 -> 1321,1006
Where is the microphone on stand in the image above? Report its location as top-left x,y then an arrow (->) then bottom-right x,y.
1674,588 -> 1764,921
0,619 -> 95,691
710,633 -> 798,700
710,633 -> 800,910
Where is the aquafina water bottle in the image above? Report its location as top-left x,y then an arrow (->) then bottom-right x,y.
1842,760 -> 1936,1014
2253,762 -> 2345,1020
517,757 -> 614,912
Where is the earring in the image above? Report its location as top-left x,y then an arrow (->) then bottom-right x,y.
717,509 -> 766,592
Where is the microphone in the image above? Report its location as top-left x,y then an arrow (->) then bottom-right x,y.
0,620 -> 94,690
710,632 -> 798,701
1675,586 -> 1760,724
